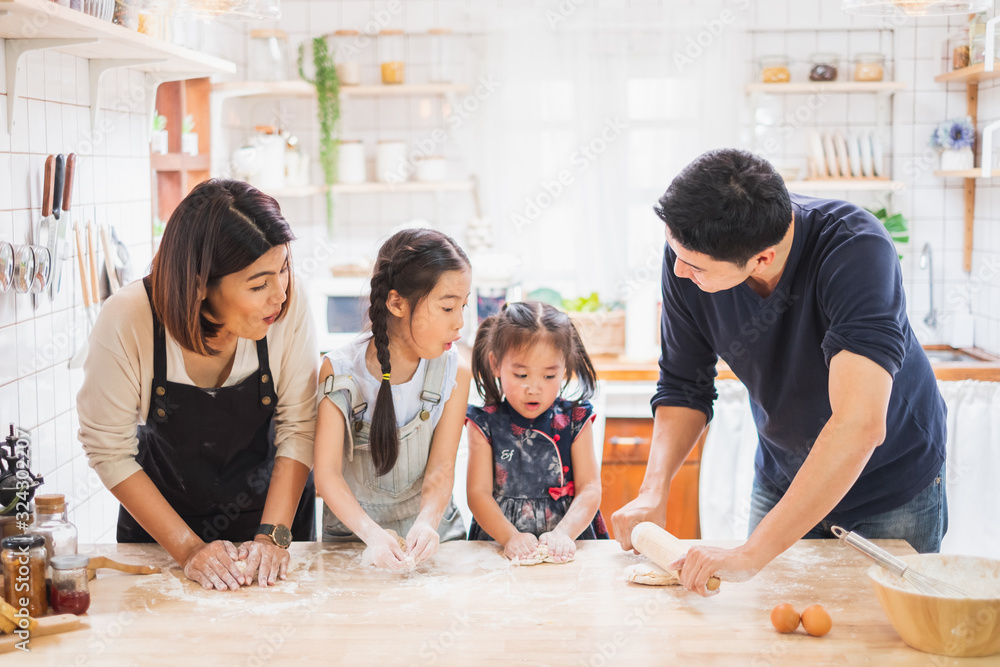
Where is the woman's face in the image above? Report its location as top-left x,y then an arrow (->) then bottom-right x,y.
203,245 -> 289,342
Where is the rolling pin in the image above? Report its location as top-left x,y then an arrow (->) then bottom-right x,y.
631,522 -> 722,592
86,556 -> 160,580
0,614 -> 81,653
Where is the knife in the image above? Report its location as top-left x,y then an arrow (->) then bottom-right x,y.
33,156 -> 56,310
50,153 -> 75,298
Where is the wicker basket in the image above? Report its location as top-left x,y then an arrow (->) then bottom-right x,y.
568,310 -> 626,356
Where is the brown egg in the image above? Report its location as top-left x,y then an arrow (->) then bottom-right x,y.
801,604 -> 833,637
770,603 -> 800,633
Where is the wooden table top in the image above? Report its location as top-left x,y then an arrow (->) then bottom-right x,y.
11,539 -> 991,666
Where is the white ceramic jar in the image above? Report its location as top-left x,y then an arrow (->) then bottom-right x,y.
376,140 -> 408,183
415,155 -> 446,182
337,140 -> 367,183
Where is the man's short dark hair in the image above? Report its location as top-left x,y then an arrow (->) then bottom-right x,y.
654,149 -> 792,266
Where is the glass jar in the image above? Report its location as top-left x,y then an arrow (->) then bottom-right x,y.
1,534 -> 48,617
376,140 -> 407,183
49,555 -> 91,616
808,53 -> 839,82
853,53 -> 886,82
337,140 -> 367,183
28,493 -> 78,582
759,55 -> 791,83
379,29 -> 406,85
249,29 -> 289,81
331,30 -> 362,86
429,28 -> 453,83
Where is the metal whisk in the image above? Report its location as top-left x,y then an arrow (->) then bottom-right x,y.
832,526 -> 970,598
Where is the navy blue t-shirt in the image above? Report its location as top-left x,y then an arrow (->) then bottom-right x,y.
652,194 -> 946,520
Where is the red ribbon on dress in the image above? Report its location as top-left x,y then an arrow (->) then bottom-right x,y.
548,481 -> 574,501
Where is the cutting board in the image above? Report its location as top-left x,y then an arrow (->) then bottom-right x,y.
0,614 -> 82,653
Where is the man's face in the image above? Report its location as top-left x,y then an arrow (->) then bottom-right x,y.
664,226 -> 756,293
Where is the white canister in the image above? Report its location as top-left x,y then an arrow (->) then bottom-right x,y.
415,155 -> 447,182
337,140 -> 366,183
375,140 -> 408,184
248,131 -> 286,190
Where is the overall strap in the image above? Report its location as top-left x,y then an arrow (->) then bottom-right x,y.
321,372 -> 366,461
418,355 -> 448,413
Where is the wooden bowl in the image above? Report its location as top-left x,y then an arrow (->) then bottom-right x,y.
868,554 -> 1000,657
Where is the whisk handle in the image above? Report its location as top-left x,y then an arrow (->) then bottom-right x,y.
832,525 -> 908,577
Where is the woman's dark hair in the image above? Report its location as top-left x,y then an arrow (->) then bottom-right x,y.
654,149 -> 792,266
150,179 -> 295,356
471,301 -> 597,408
368,228 -> 471,476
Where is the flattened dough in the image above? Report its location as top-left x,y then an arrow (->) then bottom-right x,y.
510,543 -> 575,566
625,561 -> 681,586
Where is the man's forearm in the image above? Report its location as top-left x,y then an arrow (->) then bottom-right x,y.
637,405 -> 708,502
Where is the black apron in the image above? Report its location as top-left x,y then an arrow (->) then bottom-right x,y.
116,278 -> 315,543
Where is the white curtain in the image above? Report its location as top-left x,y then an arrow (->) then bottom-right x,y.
699,379 -> 1000,557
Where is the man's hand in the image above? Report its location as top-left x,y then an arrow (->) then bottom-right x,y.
670,545 -> 763,598
182,540 -> 242,591
238,537 -> 291,587
611,493 -> 667,551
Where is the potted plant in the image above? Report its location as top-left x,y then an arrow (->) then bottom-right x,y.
150,111 -> 168,155
866,206 -> 909,260
299,36 -> 341,233
931,117 -> 975,171
181,114 -> 198,157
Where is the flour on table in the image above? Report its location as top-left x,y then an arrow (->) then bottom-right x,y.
510,544 -> 575,566
624,561 -> 681,586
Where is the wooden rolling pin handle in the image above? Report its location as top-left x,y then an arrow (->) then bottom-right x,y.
631,521 -> 722,592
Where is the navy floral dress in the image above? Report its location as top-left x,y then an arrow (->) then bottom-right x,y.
466,398 -> 609,541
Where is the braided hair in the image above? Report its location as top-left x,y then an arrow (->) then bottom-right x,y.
368,228 -> 470,476
471,301 -> 597,407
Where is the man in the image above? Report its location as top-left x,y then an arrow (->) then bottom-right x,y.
611,149 -> 947,596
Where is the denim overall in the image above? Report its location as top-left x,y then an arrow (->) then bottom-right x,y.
320,356 -> 465,542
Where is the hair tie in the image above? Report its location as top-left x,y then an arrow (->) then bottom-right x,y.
382,373 -> 391,381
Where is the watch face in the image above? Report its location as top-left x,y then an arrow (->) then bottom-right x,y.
273,524 -> 293,547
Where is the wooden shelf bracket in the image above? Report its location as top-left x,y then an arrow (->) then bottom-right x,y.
5,37 -> 97,133
88,58 -> 165,133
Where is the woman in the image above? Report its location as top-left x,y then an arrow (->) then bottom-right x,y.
79,179 -> 317,590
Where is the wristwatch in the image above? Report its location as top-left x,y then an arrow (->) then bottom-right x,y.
255,523 -> 292,548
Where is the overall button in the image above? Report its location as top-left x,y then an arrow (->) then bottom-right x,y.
261,396 -> 272,406
419,410 -> 430,421
354,421 -> 364,432
156,408 -> 166,418
155,386 -> 165,396
261,374 -> 270,383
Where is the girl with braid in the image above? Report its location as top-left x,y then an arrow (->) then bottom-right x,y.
314,229 -> 472,569
466,302 -> 608,564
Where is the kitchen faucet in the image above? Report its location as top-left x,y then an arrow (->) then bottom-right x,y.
919,243 -> 937,329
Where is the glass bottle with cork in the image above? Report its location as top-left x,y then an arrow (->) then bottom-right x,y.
28,493 -> 78,583
379,29 -> 406,84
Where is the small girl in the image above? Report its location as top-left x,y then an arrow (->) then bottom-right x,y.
466,301 -> 608,563
314,228 -> 472,570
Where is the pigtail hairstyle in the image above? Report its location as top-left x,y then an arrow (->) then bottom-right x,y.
470,301 -> 599,406
367,228 -> 470,476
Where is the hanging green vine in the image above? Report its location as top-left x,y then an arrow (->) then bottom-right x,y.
299,36 -> 340,234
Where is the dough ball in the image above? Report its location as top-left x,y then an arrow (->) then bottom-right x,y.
624,562 -> 682,586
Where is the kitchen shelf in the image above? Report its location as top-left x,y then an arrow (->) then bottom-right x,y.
211,81 -> 470,100
268,181 -> 475,198
933,169 -> 1000,178
934,63 -> 1000,84
150,153 -> 211,172
0,0 -> 234,133
785,179 -> 903,191
745,81 -> 906,94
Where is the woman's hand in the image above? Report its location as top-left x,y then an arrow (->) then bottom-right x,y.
405,520 -> 440,564
182,540 -> 243,590
237,538 -> 291,587
503,531 -> 539,561
364,529 -> 410,570
538,531 -> 575,562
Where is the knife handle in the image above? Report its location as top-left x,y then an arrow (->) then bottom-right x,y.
74,223 -> 91,309
62,154 -> 76,213
52,154 -> 65,221
87,221 -> 99,304
41,155 -> 55,219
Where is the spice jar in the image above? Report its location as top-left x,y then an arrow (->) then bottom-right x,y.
331,30 -> 362,86
379,29 -> 406,85
429,28 -> 453,83
759,55 -> 791,83
853,53 -> 885,82
2,534 -> 48,617
249,29 -> 289,81
808,53 -> 839,82
49,555 -> 90,616
28,493 -> 78,581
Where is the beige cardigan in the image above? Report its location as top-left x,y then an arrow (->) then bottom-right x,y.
78,278 -> 319,490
